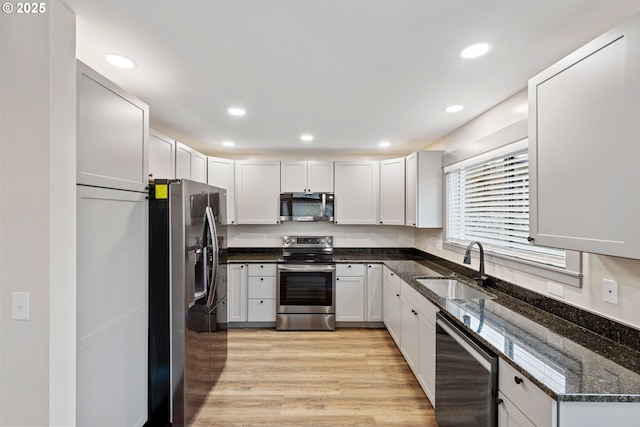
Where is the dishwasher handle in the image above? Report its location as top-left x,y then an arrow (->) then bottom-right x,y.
436,313 -> 495,372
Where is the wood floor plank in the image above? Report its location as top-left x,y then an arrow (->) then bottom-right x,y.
192,328 -> 436,426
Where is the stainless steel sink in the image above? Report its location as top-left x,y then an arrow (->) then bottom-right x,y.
416,278 -> 496,300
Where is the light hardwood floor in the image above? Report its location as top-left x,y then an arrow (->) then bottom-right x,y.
192,328 -> 437,427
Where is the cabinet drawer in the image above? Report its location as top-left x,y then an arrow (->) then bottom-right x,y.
247,276 -> 276,298
247,263 -> 277,276
336,263 -> 365,276
247,298 -> 276,322
401,281 -> 438,323
499,359 -> 555,427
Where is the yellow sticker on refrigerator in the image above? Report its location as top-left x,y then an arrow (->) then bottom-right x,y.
155,184 -> 168,199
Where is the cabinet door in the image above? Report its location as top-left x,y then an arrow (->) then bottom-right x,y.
334,161 -> 379,225
336,276 -> 365,321
175,142 -> 192,180
77,62 -> 149,192
380,158 -> 406,225
405,152 -> 418,226
76,186 -> 147,427
235,161 -> 280,224
417,313 -> 436,406
149,130 -> 175,180
529,13 -> 640,258
228,264 -> 247,322
405,151 -> 443,228
307,161 -> 334,192
382,275 -> 401,345
281,161 -> 307,192
191,151 -> 207,183
207,156 -> 236,225
400,298 -> 419,371
366,264 -> 383,322
498,393 -> 536,427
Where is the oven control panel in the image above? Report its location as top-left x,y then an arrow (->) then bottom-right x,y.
282,235 -> 333,248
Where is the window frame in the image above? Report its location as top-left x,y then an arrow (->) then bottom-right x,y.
442,120 -> 582,287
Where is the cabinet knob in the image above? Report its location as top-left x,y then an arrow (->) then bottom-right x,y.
260,278 -> 264,281
260,300 -> 264,304
396,293 -> 400,297
336,278 -> 340,281
514,376 -> 524,385
348,265 -> 352,268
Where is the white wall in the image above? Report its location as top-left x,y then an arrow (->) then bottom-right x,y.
416,89 -> 640,331
229,223 -> 415,248
0,1 -> 76,425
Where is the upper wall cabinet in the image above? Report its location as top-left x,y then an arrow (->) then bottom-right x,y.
235,160 -> 280,224
208,156 -> 236,225
281,161 -> 334,193
77,61 -> 149,192
175,141 -> 207,183
149,129 -> 175,180
380,157 -> 406,225
405,151 -> 443,228
529,12 -> 640,259
334,161 -> 379,225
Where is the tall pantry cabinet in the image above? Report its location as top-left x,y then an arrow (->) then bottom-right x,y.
76,61 -> 149,427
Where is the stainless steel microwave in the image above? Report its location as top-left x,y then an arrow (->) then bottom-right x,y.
280,192 -> 334,222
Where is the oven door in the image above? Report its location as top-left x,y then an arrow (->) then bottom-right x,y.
277,264 -> 335,314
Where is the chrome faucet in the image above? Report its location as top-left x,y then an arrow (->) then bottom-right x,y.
463,241 -> 491,287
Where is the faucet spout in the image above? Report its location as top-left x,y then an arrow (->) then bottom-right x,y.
463,241 -> 490,287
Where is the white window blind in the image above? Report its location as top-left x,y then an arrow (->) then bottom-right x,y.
445,141 -> 566,268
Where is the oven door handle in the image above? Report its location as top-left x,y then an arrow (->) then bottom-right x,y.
277,264 -> 336,273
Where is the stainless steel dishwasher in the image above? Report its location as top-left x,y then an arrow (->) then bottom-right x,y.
435,312 -> 498,427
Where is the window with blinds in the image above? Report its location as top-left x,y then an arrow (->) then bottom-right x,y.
445,143 -> 566,268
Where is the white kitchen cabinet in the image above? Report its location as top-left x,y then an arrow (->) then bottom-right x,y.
281,161 -> 334,193
405,150 -> 443,228
247,264 -> 277,322
499,359 -> 556,427
77,61 -> 149,192
336,264 -> 366,322
366,264 -> 383,322
400,296 -> 420,370
334,161 -> 379,225
498,391 -> 536,427
207,156 -> 236,224
228,264 -> 248,322
417,309 -> 436,405
175,141 -> 207,183
76,186 -> 148,427
379,157 -> 405,225
529,12 -> 640,259
149,129 -> 175,180
382,266 -> 401,345
235,160 -> 281,224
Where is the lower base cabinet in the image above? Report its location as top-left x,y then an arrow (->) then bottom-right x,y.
498,391 -> 536,427
382,267 -> 401,344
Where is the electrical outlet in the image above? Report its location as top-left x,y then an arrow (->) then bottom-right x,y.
398,234 -> 404,242
547,281 -> 564,298
12,291 -> 30,320
602,279 -> 619,305
436,240 -> 443,250
347,233 -> 351,241
260,233 -> 266,242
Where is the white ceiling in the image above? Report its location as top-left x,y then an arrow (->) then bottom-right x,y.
62,0 -> 640,157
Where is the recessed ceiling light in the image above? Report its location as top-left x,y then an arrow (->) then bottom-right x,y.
104,53 -> 137,69
445,105 -> 464,113
459,43 -> 491,59
300,134 -> 314,142
379,140 -> 391,148
222,141 -> 235,147
227,107 -> 246,117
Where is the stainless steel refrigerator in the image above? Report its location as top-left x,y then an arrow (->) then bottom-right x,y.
147,179 -> 228,427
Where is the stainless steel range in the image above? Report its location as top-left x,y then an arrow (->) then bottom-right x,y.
276,235 -> 336,331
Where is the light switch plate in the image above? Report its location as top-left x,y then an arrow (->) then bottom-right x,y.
602,279 -> 619,305
11,291 -> 30,320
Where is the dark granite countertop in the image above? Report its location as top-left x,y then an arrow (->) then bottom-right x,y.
227,249 -> 640,402
383,259 -> 640,403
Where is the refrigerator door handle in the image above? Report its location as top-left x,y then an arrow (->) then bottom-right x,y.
205,206 -> 219,308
